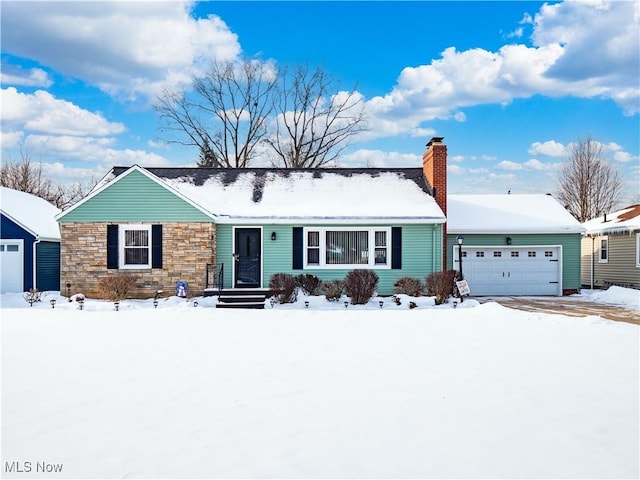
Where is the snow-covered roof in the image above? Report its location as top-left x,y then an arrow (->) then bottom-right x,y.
114,167 -> 446,225
582,204 -> 640,235
0,187 -> 61,241
447,194 -> 584,234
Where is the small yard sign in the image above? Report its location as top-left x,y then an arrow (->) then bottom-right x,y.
456,280 -> 470,297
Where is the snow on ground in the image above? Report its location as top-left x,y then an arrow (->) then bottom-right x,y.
581,285 -> 640,310
1,288 -> 638,479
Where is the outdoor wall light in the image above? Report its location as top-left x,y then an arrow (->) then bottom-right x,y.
506,236 -> 512,245
271,232 -> 277,241
50,299 -> 56,308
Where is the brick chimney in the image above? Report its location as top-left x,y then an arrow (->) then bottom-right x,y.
422,136 -> 447,269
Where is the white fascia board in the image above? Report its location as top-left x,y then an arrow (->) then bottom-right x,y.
448,226 -> 586,234
56,165 -> 217,222
584,226 -> 640,236
214,216 -> 446,225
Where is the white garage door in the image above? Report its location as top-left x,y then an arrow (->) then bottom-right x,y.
0,240 -> 24,293
453,246 -> 561,296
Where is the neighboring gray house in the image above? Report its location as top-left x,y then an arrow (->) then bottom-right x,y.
581,204 -> 640,289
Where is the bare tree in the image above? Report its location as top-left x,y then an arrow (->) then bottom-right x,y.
556,136 -> 624,222
265,66 -> 367,168
0,150 -> 94,210
155,60 -> 278,168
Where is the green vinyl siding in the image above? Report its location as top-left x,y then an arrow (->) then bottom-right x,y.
218,223 -> 443,295
36,241 -> 61,291
446,233 -> 582,290
59,170 -> 212,222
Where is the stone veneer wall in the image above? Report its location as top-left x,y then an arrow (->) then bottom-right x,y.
60,222 -> 216,299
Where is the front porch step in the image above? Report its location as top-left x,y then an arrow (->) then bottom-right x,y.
214,288 -> 272,309
216,301 -> 266,309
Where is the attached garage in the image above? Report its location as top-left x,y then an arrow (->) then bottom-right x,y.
454,245 -> 562,296
1,240 -> 24,293
0,187 -> 61,293
447,194 -> 584,296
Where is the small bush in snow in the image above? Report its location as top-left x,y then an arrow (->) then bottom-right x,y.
97,273 -> 139,301
23,288 -> 42,305
269,273 -> 298,304
393,277 -> 425,296
295,274 -> 323,296
426,270 -> 456,305
322,279 -> 345,302
345,269 -> 379,305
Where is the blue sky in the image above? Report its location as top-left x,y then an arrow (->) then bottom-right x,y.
1,1 -> 639,206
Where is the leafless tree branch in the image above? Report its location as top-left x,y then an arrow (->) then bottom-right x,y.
556,135 -> 624,222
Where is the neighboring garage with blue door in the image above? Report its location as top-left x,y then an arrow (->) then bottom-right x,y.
1,187 -> 61,293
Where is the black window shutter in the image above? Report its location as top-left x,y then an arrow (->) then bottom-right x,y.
107,224 -> 119,269
391,227 -> 402,269
292,227 -> 303,269
152,224 -> 163,269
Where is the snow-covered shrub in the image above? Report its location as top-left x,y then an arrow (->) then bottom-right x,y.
295,274 -> 323,296
23,288 -> 42,305
322,279 -> 345,302
269,273 -> 298,304
393,277 -> 425,296
345,269 -> 379,305
97,273 -> 139,301
426,270 -> 456,305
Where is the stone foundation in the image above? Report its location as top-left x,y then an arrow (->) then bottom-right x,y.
60,222 -> 216,299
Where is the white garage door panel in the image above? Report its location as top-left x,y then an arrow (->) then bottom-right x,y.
0,240 -> 24,293
455,246 -> 561,296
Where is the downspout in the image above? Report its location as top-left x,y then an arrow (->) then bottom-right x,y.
32,235 -> 41,291
590,236 -> 594,290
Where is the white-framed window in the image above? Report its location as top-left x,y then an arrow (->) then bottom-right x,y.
303,227 -> 391,269
119,224 -> 151,268
599,237 -> 609,263
636,234 -> 640,268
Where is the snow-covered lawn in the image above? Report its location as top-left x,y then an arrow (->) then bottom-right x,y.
1,288 -> 638,479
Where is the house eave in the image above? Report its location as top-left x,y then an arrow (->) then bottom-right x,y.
448,227 -> 585,235
215,216 -> 446,225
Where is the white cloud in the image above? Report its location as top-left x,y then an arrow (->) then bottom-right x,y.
496,160 -> 524,171
24,134 -> 171,167
1,87 -> 125,136
1,1 -> 241,102
1,65 -> 52,88
497,158 -> 561,172
363,0 -> 638,138
601,141 -> 639,163
0,131 -> 24,149
528,141 -> 568,157
339,149 -> 421,168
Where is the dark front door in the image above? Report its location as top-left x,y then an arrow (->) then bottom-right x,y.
234,228 -> 261,288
